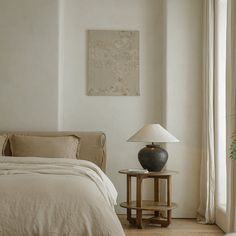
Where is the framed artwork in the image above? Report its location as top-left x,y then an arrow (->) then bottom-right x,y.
87,30 -> 140,96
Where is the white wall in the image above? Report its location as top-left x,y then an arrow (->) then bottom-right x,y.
0,0 -> 203,218
0,0 -> 59,131
60,0 -> 165,213
164,0 -> 203,217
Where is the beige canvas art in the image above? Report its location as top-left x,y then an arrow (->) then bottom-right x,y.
87,30 -> 139,96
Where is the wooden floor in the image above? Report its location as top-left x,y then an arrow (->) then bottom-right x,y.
119,215 -> 224,236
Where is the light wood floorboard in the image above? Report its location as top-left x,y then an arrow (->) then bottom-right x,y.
119,215 -> 224,236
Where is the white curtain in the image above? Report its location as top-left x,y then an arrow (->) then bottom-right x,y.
197,0 -> 216,224
226,0 -> 236,232
198,0 -> 236,229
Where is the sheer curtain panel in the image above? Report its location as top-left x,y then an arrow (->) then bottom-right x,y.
197,0 -> 216,224
226,0 -> 236,232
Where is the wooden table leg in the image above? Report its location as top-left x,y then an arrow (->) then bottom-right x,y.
136,175 -> 143,229
127,175 -> 132,223
154,177 -> 160,217
167,176 -> 172,226
167,210 -> 172,225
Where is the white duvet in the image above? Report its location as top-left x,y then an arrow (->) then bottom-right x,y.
0,157 -> 125,236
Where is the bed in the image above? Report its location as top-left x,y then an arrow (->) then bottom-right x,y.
0,131 -> 124,236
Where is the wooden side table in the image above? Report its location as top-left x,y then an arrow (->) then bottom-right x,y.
119,169 -> 178,229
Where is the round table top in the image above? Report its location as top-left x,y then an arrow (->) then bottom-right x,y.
119,169 -> 178,176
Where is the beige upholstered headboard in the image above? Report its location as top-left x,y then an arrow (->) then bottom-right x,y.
0,131 -> 106,172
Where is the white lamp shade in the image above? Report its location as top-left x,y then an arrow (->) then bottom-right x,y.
127,124 -> 179,143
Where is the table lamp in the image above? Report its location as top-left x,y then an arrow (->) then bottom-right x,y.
127,124 -> 179,172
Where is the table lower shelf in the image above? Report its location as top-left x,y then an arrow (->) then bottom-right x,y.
126,215 -> 172,228
120,200 -> 177,211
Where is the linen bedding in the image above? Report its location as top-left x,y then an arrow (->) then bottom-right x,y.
0,157 -> 125,236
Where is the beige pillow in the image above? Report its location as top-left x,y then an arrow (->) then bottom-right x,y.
0,135 -> 8,156
10,135 -> 80,159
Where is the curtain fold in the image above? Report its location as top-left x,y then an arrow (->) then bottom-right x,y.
197,0 -> 216,224
226,0 -> 236,232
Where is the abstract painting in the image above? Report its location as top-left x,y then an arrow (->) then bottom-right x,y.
87,30 -> 139,96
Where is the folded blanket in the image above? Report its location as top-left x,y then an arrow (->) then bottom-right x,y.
0,157 -> 124,236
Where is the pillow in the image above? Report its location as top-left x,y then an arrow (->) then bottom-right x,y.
0,135 -> 8,156
10,135 -> 80,159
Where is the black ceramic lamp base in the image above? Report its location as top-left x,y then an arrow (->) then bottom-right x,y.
138,145 -> 168,172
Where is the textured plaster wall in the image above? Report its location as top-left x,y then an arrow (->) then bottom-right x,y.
0,0 -> 59,131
